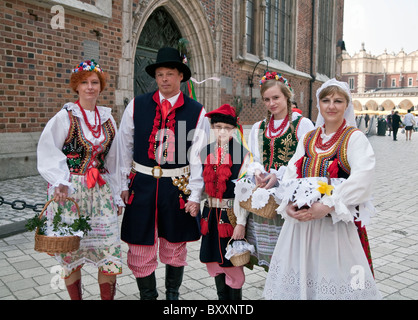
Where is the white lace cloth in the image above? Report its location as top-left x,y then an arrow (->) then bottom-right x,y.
43,226 -> 85,238
234,178 -> 280,210
276,177 -> 376,227
225,240 -> 255,260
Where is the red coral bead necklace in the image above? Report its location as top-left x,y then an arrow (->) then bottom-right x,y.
315,119 -> 346,150
76,100 -> 102,138
267,114 -> 289,138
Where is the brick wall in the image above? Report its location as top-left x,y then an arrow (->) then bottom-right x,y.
0,0 -> 123,133
0,0 -> 344,132
0,0 -> 344,179
208,0 -> 345,124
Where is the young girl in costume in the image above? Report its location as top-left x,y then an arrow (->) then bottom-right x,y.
245,72 -> 314,270
37,60 -> 123,300
263,79 -> 381,299
186,104 -> 252,300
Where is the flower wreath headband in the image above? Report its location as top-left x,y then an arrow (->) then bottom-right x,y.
72,59 -> 103,73
260,71 -> 293,92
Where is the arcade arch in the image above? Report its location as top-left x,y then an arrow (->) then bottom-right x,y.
353,100 -> 362,111
399,99 -> 414,110
364,100 -> 378,111
351,96 -> 418,112
380,100 -> 395,111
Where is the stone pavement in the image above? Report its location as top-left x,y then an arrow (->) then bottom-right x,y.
1,132 -> 418,300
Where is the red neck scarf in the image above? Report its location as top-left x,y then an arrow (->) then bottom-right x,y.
202,143 -> 233,200
148,91 -> 183,162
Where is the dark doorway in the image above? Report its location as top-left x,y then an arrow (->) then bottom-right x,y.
134,7 -> 184,96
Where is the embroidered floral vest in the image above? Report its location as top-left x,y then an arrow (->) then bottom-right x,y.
62,111 -> 116,175
258,116 -> 303,171
298,126 -> 358,179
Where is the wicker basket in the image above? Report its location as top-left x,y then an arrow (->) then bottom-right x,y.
239,187 -> 278,219
227,238 -> 251,267
34,197 -> 81,255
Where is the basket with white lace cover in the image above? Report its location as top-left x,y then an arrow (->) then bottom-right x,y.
276,177 -> 376,225
225,238 -> 255,266
235,178 -> 280,219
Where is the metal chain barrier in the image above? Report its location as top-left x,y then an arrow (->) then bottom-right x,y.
0,196 -> 45,213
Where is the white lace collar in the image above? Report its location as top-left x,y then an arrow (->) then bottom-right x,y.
63,102 -> 113,123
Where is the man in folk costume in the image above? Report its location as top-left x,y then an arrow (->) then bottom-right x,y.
118,47 -> 210,300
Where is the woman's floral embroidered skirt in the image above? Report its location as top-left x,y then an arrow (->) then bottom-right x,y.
46,175 -> 122,278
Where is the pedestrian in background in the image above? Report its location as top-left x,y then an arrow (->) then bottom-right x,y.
386,111 -> 393,136
392,111 -> 403,141
403,109 -> 416,141
365,113 -> 370,128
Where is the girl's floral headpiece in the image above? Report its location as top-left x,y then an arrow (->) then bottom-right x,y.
260,71 -> 292,92
72,59 -> 103,73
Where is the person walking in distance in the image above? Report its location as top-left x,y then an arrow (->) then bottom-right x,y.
403,109 -> 415,141
392,110 -> 402,141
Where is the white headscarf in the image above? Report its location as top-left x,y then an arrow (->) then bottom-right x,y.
315,78 -> 357,128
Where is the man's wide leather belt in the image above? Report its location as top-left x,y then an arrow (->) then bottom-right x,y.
132,161 -> 190,179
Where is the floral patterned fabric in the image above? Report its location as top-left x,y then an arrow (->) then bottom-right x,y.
46,175 -> 122,278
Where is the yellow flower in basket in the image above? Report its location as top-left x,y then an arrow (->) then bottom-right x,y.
316,181 -> 334,196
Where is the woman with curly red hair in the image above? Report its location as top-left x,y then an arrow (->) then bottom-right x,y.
37,60 -> 123,300
69,62 -> 107,94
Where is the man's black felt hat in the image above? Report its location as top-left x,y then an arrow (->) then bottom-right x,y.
145,47 -> 191,82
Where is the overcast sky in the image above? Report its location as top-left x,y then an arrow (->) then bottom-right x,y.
343,0 -> 418,56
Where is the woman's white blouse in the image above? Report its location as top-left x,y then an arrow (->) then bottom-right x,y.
37,102 -> 122,206
403,113 -> 415,126
246,113 -> 315,177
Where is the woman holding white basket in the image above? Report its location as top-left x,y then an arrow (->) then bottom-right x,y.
263,79 -> 381,300
243,72 -> 314,270
37,60 -> 123,300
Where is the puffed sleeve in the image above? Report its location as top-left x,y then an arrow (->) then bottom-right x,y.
246,121 -> 265,176
186,108 -> 210,203
37,109 -> 75,194
320,131 -> 376,224
296,117 -> 315,140
117,99 -> 135,192
233,151 -> 253,226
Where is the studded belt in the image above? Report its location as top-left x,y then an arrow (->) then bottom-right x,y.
132,161 -> 190,179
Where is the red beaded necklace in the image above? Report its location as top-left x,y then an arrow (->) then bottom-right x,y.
76,100 -> 102,138
315,119 -> 346,150
266,115 -> 289,138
